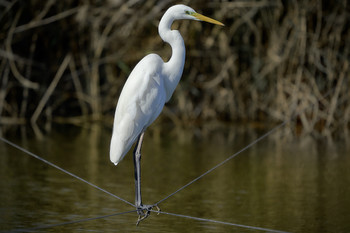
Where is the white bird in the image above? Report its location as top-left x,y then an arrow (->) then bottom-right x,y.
109,4 -> 223,224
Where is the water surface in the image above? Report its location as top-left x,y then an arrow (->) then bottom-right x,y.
0,124 -> 349,232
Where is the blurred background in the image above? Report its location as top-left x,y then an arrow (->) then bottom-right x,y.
0,0 -> 349,138
1,1 -> 350,232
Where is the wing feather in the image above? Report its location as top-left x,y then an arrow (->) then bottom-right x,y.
110,54 -> 166,165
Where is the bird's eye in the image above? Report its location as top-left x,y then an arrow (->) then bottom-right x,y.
185,10 -> 194,15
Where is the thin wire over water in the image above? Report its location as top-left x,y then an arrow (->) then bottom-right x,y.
0,137 -> 135,208
153,210 -> 290,233
8,210 -> 137,233
0,132 -> 289,233
154,120 -> 288,206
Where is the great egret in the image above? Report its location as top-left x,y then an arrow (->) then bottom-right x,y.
109,4 -> 223,223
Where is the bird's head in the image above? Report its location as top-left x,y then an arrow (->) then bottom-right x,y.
169,4 -> 224,26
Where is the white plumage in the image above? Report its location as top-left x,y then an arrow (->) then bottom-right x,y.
110,5 -> 223,165
110,54 -> 167,165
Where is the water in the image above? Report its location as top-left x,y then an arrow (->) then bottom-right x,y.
0,123 -> 349,232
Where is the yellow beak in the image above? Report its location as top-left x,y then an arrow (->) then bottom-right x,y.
192,13 -> 224,26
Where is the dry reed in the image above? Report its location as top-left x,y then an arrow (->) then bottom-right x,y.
0,0 -> 348,138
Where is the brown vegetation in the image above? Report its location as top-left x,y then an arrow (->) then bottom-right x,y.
0,0 -> 349,138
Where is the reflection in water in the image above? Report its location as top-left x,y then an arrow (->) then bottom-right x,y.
0,123 -> 349,232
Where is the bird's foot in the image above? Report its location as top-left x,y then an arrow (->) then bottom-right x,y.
136,204 -> 161,225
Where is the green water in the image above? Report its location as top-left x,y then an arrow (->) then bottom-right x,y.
0,124 -> 349,232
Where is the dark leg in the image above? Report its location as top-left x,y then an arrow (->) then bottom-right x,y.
133,132 -> 144,213
133,132 -> 161,225
133,132 -> 158,225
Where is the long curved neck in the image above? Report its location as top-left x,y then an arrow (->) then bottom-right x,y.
158,11 -> 186,102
